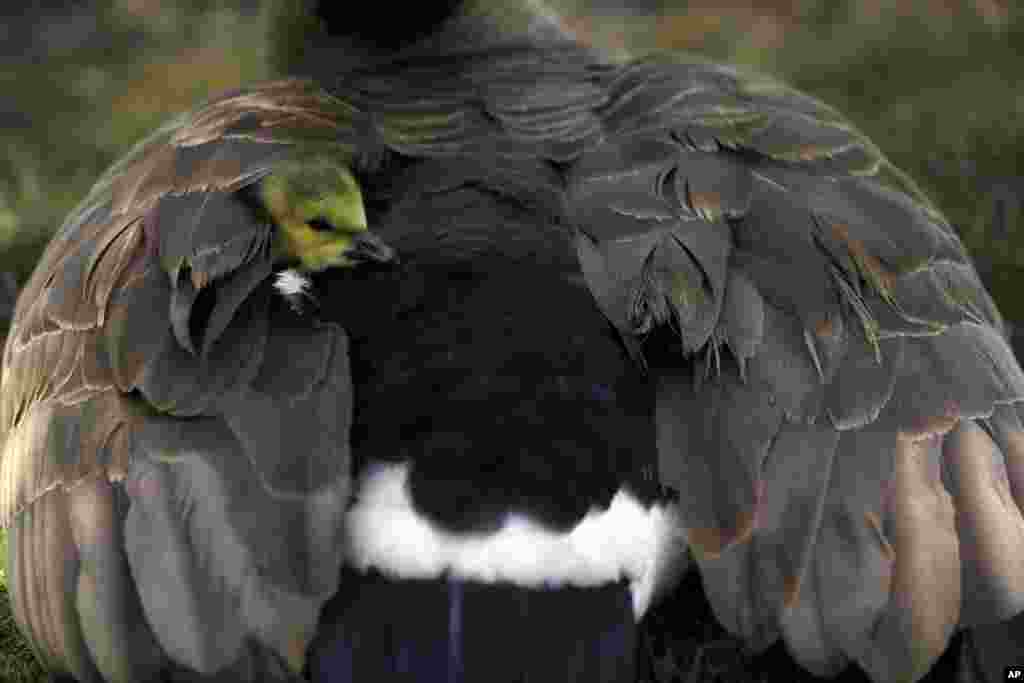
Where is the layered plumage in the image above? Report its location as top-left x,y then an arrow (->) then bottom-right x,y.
2,2 -> 1023,682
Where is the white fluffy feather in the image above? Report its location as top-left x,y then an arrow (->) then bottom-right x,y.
274,269 -> 312,297
345,461 -> 688,618
274,269 -> 315,313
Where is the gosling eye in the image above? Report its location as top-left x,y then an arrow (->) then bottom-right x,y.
307,216 -> 335,233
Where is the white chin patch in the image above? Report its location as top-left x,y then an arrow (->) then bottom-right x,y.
344,461 -> 688,619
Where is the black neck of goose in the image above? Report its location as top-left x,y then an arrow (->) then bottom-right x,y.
270,0 -> 576,79
315,0 -> 464,49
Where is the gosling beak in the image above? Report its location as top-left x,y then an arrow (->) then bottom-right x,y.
346,231 -> 396,265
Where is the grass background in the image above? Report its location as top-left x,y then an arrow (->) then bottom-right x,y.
0,0 -> 1020,680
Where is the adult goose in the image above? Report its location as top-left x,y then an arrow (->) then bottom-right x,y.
3,1 -> 1023,681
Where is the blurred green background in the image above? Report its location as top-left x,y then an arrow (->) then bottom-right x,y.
0,0 -> 1020,680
